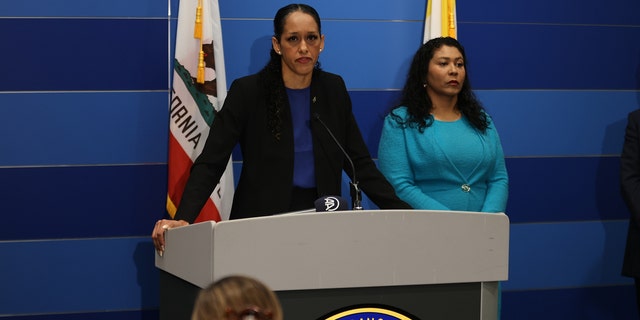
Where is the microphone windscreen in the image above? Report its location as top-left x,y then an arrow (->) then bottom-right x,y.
314,196 -> 349,212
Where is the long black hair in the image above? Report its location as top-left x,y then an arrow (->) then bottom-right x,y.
258,4 -> 322,141
390,37 -> 488,133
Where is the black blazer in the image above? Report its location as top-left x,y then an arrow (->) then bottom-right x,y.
622,109 -> 640,277
175,70 -> 410,222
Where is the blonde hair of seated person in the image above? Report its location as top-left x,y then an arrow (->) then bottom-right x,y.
192,275 -> 283,320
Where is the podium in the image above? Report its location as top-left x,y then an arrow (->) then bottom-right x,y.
156,209 -> 509,319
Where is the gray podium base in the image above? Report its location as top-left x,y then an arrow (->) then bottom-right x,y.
160,270 -> 498,320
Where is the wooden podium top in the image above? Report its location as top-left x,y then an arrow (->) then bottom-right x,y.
155,209 -> 509,290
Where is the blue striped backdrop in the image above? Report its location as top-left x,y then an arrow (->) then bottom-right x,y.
1,0 -> 639,318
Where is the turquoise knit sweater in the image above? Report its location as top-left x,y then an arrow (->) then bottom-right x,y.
378,107 -> 508,213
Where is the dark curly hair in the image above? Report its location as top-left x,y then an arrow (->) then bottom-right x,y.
390,37 -> 488,133
258,4 -> 322,141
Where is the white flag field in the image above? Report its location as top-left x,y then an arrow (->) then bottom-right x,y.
167,0 -> 234,222
424,0 -> 457,42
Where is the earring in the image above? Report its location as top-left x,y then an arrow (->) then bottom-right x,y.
423,83 -> 427,88
320,48 -> 323,52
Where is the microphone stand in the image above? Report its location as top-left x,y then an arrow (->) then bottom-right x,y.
350,181 -> 363,210
313,113 -> 363,210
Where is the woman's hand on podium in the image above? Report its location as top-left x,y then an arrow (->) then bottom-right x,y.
152,219 -> 189,257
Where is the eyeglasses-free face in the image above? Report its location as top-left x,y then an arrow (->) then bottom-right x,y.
272,11 -> 325,87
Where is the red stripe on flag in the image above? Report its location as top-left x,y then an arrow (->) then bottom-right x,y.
167,133 -> 221,222
195,199 -> 221,223
167,133 -> 191,216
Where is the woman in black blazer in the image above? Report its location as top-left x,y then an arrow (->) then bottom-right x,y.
152,4 -> 410,252
621,109 -> 640,314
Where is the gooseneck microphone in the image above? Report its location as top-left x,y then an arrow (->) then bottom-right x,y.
312,113 -> 363,210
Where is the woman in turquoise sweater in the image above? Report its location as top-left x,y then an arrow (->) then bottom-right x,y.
378,37 -> 508,213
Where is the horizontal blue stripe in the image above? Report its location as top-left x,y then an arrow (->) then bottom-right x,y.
5,16 -> 637,93
2,90 -> 633,166
366,156 -> 629,223
219,0 -> 427,20
217,0 -> 640,25
1,310 -> 158,320
1,157 -> 627,239
350,91 -> 402,158
460,0 -> 640,25
366,156 -> 628,223
353,90 -> 636,158
0,19 -> 168,92
0,0 -> 168,17
1,165 -> 167,241
1,285 -> 637,319
321,22 -> 421,90
0,92 -> 169,166
354,90 -> 632,159
220,20 -> 640,90
504,220 -> 631,291
220,20 -> 423,91
220,20 -> 272,89
476,90 -> 637,157
506,156 -> 628,223
461,24 -> 640,90
0,238 -> 158,315
502,285 -> 638,319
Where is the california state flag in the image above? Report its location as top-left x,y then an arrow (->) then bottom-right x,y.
424,0 -> 457,42
167,0 -> 234,222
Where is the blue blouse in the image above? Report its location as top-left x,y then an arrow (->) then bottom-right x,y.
287,87 -> 316,188
378,107 -> 508,213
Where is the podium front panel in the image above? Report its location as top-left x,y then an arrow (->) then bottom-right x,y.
211,210 -> 508,291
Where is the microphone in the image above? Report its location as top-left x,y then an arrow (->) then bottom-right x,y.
314,196 -> 349,212
312,113 -> 363,210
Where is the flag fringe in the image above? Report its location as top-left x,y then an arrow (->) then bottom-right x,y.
197,48 -> 205,84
